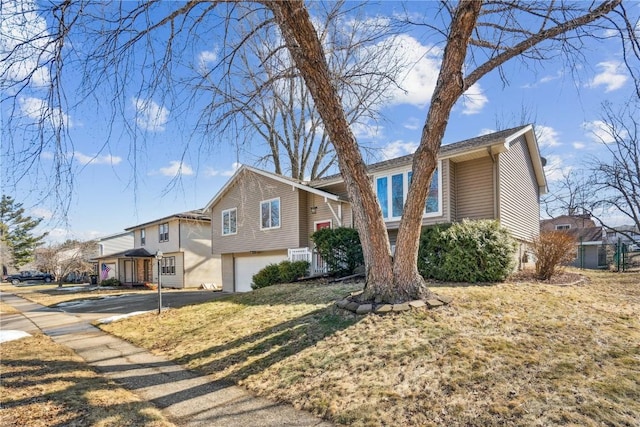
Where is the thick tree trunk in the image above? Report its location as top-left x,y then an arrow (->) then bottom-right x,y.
266,0 -> 394,292
267,0 -> 482,303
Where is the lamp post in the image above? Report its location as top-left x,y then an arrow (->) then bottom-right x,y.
155,250 -> 163,314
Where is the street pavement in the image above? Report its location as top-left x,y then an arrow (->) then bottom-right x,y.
0,290 -> 332,427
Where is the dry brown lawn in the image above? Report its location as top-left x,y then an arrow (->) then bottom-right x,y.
0,334 -> 174,427
98,270 -> 639,426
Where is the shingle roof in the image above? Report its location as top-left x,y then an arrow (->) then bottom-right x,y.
125,209 -> 210,231
310,125 -> 530,185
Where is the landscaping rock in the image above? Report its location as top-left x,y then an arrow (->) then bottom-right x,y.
336,299 -> 350,309
437,295 -> 453,304
426,299 -> 445,308
392,303 -> 410,312
356,304 -> 373,314
408,300 -> 426,309
346,301 -> 360,312
374,304 -> 393,313
350,290 -> 364,297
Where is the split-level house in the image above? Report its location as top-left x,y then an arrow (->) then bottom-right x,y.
95,210 -> 220,288
205,125 -> 548,292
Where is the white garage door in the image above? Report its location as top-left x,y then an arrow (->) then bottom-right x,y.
235,254 -> 288,292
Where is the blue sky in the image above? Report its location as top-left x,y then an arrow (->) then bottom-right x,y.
1,1 -> 638,243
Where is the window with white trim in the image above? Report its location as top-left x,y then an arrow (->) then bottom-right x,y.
222,208 -> 237,235
159,223 -> 169,242
140,229 -> 146,246
161,256 -> 175,275
375,166 -> 440,220
260,198 -> 280,229
555,224 -> 571,230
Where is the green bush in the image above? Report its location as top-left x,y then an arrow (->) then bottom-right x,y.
251,263 -> 281,289
100,277 -> 120,286
418,219 -> 516,282
278,260 -> 310,283
311,227 -> 363,276
251,260 -> 310,290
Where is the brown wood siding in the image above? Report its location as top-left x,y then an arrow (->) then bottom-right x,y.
498,135 -> 540,242
455,156 -> 495,220
211,170 -> 303,254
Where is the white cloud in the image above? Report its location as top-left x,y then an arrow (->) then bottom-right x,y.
588,61 -> 628,92
133,98 -> 169,132
198,49 -> 218,74
31,207 -> 52,219
459,83 -> 488,115
478,128 -> 496,136
572,142 -> 586,150
403,117 -> 421,131
385,35 -> 442,107
158,161 -> 194,177
582,120 -> 622,144
536,125 -> 561,148
205,162 -> 241,177
0,0 -> 51,88
19,96 -> 72,128
380,140 -> 418,160
351,121 -> 383,140
544,154 -> 573,182
74,151 -> 122,166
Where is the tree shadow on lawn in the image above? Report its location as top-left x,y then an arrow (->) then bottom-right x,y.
175,304 -> 361,384
0,357 -> 169,427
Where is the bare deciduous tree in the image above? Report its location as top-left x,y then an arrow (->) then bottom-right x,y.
588,99 -> 640,239
2,1 -> 639,303
36,240 -> 97,286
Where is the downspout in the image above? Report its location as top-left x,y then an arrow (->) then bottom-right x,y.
488,148 -> 498,220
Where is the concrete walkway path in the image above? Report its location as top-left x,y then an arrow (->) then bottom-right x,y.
0,292 -> 331,427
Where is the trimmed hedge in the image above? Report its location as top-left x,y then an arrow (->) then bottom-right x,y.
251,260 -> 310,290
311,227 -> 363,276
418,219 -> 516,282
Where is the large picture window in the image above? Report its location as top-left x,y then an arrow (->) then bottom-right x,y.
222,208 -> 237,235
375,166 -> 440,220
260,198 -> 280,230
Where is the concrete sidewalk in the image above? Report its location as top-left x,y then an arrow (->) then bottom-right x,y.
0,292 -> 331,427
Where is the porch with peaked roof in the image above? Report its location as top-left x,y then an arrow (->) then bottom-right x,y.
93,248 -> 156,287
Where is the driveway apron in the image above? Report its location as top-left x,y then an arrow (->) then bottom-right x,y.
0,292 -> 331,427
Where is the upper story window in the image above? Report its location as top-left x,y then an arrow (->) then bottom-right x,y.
260,198 -> 280,230
222,208 -> 237,235
555,224 -> 571,230
375,166 -> 440,221
140,229 -> 146,246
159,223 -> 169,242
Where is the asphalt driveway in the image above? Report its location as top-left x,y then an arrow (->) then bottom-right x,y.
51,289 -> 229,320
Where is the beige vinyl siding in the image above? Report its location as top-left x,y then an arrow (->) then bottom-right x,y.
98,233 -> 133,256
306,192 -> 353,237
498,135 -> 540,242
455,156 -> 495,221
298,192 -> 309,248
180,220 -> 219,288
211,170 -> 303,254
159,252 -> 183,288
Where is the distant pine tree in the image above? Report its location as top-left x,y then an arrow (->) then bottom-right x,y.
0,195 -> 48,269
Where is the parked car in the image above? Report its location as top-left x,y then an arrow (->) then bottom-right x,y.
5,270 -> 55,286
629,243 -> 640,252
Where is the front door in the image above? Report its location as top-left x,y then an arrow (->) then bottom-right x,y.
315,220 -> 332,232
143,259 -> 152,282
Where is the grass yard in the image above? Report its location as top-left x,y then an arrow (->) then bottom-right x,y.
0,334 -> 174,427
97,271 -> 638,425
